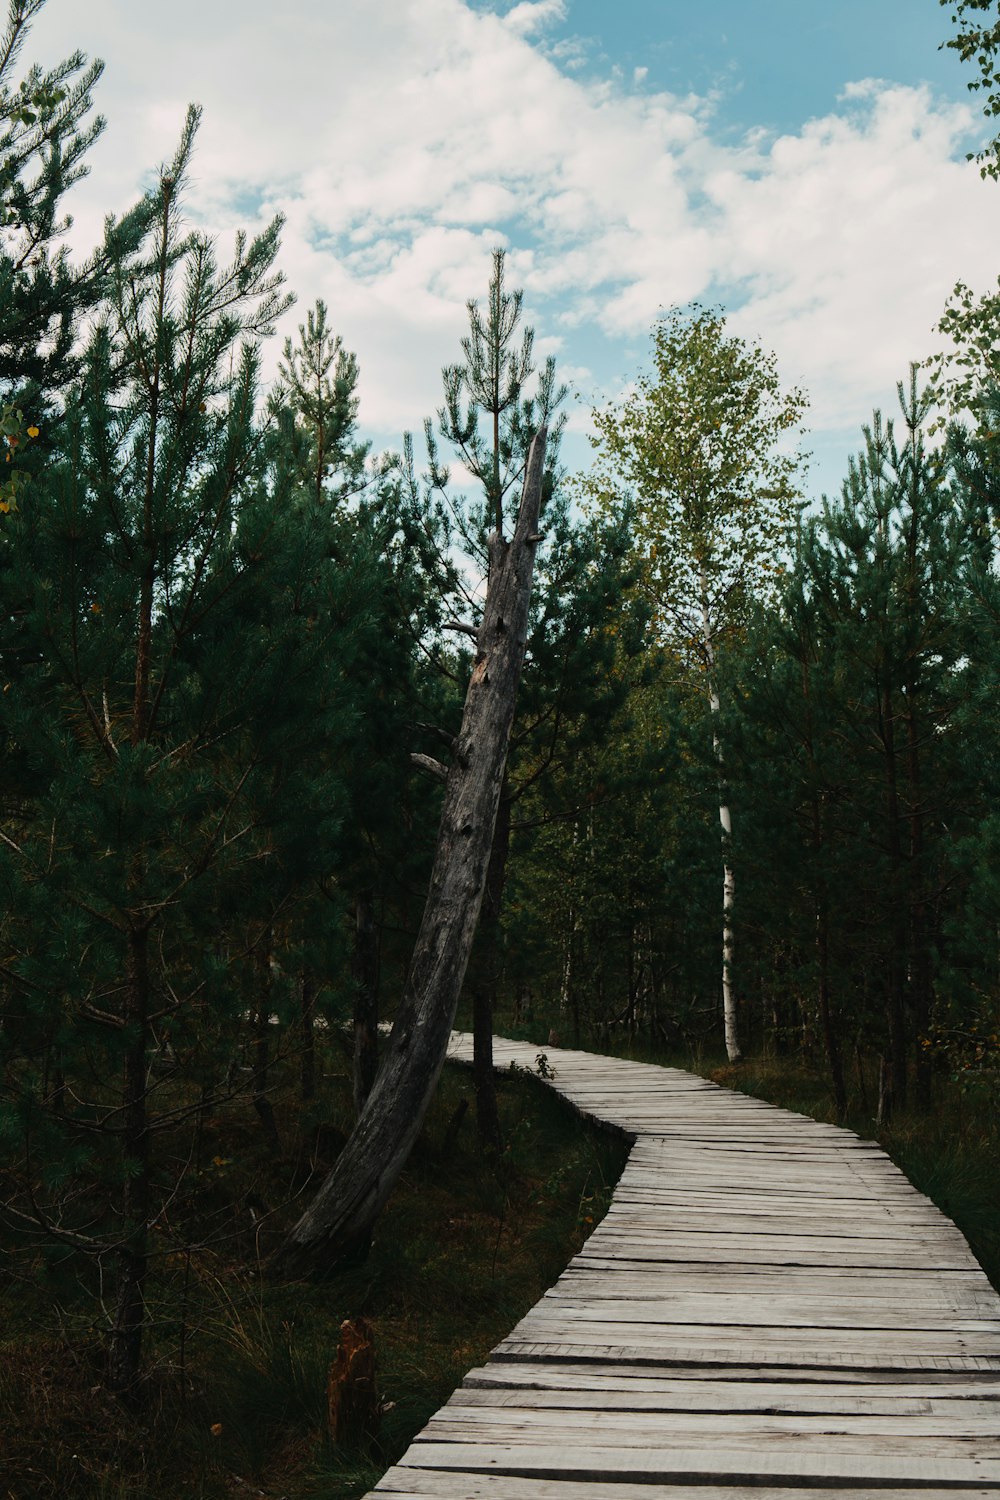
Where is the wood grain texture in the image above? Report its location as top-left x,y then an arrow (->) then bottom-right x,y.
361,1034 -> 1000,1497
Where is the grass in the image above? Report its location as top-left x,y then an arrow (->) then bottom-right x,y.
0,1053 -> 629,1500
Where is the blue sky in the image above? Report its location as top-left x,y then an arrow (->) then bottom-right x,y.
22,0 -> 1000,500
532,2 -> 972,135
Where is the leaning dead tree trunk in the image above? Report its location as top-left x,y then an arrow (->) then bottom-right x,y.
276,428 -> 548,1276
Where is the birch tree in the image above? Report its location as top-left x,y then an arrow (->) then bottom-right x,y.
939,0 -> 1000,180
585,305 -> 807,1061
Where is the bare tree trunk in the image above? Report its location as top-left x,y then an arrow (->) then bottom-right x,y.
352,891 -> 380,1113
300,972 -> 317,1103
275,429 -> 548,1276
252,947 -> 281,1154
700,577 -> 740,1062
472,783 -> 509,1152
905,704 -> 933,1112
817,900 -> 847,1120
107,927 -> 151,1404
879,682 -> 908,1116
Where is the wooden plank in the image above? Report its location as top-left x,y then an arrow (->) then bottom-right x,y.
400,1439 -> 1000,1484
505,1309 -> 1000,1343
429,1401 -> 1000,1439
375,1470 -> 999,1499
461,1362 -> 1000,1399
532,1299 -> 1000,1332
559,1259 -> 991,1283
494,1344 -> 1000,1372
455,1381 -> 1000,1416
553,1270 -> 996,1298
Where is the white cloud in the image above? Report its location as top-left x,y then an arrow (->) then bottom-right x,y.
17,0 -> 1000,490
502,0 -> 568,37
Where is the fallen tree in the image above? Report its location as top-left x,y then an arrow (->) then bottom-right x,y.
276,427 -> 548,1275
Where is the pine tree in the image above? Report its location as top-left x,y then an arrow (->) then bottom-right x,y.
423,248 -> 646,1143
728,372 -> 973,1116
0,110 -> 381,1396
0,0 -> 151,508
271,303 -> 434,1113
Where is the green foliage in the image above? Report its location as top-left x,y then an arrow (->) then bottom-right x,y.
0,0 -> 151,400
929,6 -> 1000,424
0,398 -> 37,508
275,298 -> 371,504
926,279 -> 1000,428
433,246 -> 566,537
0,107 -> 407,1393
940,0 -> 1000,178
585,303 -> 808,659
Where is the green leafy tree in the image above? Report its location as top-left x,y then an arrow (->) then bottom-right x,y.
940,0 -> 1000,179
928,6 -> 1000,432
585,304 -> 807,1061
271,303 -> 437,1113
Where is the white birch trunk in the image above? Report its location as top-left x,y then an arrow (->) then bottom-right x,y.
700,576 -> 740,1063
559,820 -> 580,1018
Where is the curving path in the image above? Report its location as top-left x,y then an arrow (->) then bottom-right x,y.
368,1033 -> 1000,1499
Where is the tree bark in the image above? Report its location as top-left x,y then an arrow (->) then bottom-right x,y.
700,575 -> 740,1062
275,429 -> 548,1276
252,947 -> 281,1154
879,682 -> 908,1115
300,972 -> 317,1103
472,782 -> 509,1152
352,891 -> 380,1113
904,699 -> 933,1111
107,927 -> 151,1404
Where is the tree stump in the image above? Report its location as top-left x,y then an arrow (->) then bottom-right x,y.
327,1317 -> 379,1448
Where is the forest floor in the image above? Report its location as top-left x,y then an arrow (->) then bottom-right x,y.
0,1055 -> 629,1500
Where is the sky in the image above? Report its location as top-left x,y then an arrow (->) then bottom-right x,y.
19,0 -> 1000,500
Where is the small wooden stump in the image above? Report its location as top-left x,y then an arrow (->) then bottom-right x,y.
327,1316 -> 379,1448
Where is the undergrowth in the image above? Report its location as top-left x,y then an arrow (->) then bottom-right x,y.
0,1056 -> 628,1500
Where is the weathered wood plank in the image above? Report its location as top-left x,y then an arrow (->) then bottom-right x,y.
494,1341 -> 1000,1371
532,1298 -> 1000,1331
400,1439 -> 1000,1484
373,1466 -> 1000,1497
461,1362 -> 1000,1398
427,1401 -> 1000,1440
454,1380 -> 1000,1416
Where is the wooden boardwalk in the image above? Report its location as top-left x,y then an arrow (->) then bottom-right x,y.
369,1034 -> 1000,1499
